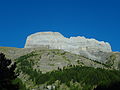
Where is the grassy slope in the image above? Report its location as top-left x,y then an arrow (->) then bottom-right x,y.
16,53 -> 120,90
15,50 -> 115,90
1,47 -> 120,90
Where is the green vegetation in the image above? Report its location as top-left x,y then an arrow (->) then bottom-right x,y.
36,66 -> 120,89
1,47 -> 120,89
106,54 -> 116,67
16,53 -> 120,90
12,78 -> 27,90
16,52 -> 41,82
118,62 -> 120,69
48,63 -> 55,66
0,53 -> 27,90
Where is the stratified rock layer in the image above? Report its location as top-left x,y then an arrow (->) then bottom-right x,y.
24,32 -> 112,61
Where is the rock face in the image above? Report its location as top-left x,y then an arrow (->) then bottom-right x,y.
24,32 -> 112,61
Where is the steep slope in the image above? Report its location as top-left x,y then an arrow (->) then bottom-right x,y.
0,47 -> 20,59
16,49 -> 109,73
0,47 -> 48,59
0,47 -> 120,90
15,49 -> 111,89
0,47 -> 120,70
15,51 -> 120,90
105,52 -> 120,70
25,32 -> 112,61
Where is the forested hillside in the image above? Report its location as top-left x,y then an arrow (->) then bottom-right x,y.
0,47 -> 120,90
15,50 -> 120,90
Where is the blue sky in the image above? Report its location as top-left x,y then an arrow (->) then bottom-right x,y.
0,0 -> 120,51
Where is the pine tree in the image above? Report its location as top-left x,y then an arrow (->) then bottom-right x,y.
0,53 -> 18,90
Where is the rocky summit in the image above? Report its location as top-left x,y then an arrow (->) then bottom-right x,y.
24,32 -> 112,61
0,32 -> 120,90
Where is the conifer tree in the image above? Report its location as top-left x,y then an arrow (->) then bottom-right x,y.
0,53 -> 18,90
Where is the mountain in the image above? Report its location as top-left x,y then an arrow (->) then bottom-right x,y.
0,32 -> 120,90
0,46 -> 120,70
0,46 -> 120,90
25,32 -> 112,61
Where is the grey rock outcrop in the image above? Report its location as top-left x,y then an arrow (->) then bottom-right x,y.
24,32 -> 112,61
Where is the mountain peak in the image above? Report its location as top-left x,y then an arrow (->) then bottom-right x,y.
24,31 -> 112,61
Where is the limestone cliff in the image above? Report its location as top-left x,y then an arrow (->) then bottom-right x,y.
24,32 -> 112,61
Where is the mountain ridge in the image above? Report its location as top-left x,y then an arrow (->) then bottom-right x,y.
0,46 -> 120,90
24,32 -> 112,61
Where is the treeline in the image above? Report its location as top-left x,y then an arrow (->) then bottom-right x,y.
16,54 -> 120,90
36,66 -> 120,89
